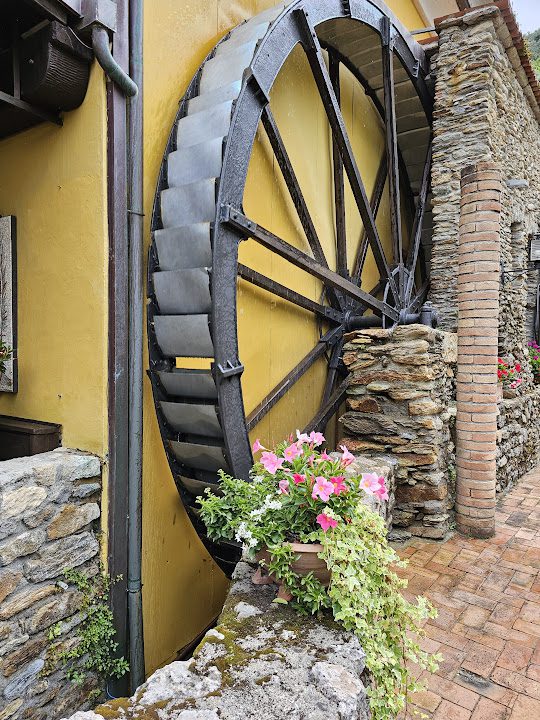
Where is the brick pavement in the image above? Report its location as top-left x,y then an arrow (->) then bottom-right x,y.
399,466 -> 540,719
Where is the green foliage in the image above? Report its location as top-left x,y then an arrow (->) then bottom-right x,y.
47,568 -> 129,685
0,340 -> 12,375
526,29 -> 540,78
526,29 -> 540,61
261,510 -> 441,720
320,505 -> 441,720
199,436 -> 440,720
265,544 -> 331,615
199,437 -> 389,553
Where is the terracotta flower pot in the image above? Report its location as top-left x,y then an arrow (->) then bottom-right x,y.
253,543 -> 330,601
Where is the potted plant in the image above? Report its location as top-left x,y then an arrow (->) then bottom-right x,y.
528,342 -> 540,384
498,357 -> 523,398
199,432 -> 440,720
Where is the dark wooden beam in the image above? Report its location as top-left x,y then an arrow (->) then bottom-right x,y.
246,327 -> 342,431
405,141 -> 432,306
381,17 -> 403,285
329,54 -> 347,278
294,8 -> 399,305
222,206 -> 400,321
352,156 -> 387,284
261,106 -> 341,310
303,376 -> 349,434
237,263 -> 342,323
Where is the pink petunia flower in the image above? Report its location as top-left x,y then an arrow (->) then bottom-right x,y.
260,451 -> 285,475
360,472 -> 383,496
373,476 -> 389,501
330,476 -> 347,495
312,477 -> 335,502
309,431 -> 325,447
284,443 -> 302,462
339,445 -> 355,467
320,451 -> 331,461
252,439 -> 265,453
292,473 -> 306,485
278,479 -> 290,495
296,430 -> 310,444
316,513 -> 338,532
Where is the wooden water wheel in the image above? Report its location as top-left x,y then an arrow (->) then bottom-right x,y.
148,0 -> 434,573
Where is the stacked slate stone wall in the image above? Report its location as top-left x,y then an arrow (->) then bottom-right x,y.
0,449 -> 102,720
497,388 -> 540,492
430,6 -> 540,355
430,6 -> 540,498
340,325 -> 457,541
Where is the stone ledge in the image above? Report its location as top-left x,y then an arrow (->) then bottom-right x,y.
63,562 -> 370,720
0,448 -> 101,490
0,448 -> 102,720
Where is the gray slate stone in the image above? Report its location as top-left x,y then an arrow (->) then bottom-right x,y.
3,658 -> 44,699
0,529 -> 46,566
24,532 -> 99,582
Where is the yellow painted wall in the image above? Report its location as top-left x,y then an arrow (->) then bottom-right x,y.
143,0 -> 426,674
0,65 -> 109,458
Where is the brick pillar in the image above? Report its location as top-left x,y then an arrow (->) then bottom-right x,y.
456,162 -> 502,539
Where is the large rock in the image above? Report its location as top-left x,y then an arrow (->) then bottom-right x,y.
3,658 -> 45,699
61,563 -> 370,720
47,503 -> 100,540
0,585 -> 57,620
0,571 -> 21,604
21,590 -> 82,635
0,486 -> 47,520
24,532 -> 99,583
0,530 -> 46,566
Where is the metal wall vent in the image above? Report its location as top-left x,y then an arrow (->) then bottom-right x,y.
530,233 -> 540,264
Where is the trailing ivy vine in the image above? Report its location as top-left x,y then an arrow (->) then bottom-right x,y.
265,506 -> 440,720
46,568 -> 129,686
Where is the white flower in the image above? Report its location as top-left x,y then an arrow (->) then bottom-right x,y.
235,522 -> 252,543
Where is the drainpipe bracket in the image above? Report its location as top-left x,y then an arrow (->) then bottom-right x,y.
76,0 -> 117,34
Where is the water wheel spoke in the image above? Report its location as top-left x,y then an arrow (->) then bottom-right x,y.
246,327 -> 343,431
404,141 -> 432,306
261,105 -> 341,310
329,54 -> 347,278
410,279 -> 430,312
222,206 -> 399,321
381,17 -> 403,294
237,263 -> 341,323
321,337 -> 344,407
352,156 -> 388,284
294,8 -> 400,307
303,376 -> 350,434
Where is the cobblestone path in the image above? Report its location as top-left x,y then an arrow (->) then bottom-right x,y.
400,466 -> 540,719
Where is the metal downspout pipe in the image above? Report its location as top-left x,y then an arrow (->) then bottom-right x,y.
92,26 -> 138,97
91,2 -> 144,691
127,0 -> 145,691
